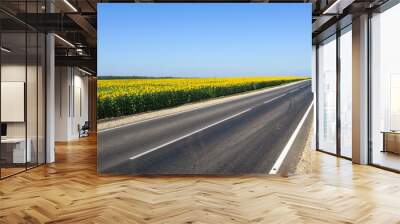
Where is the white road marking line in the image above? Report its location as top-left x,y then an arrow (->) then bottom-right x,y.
129,108 -> 253,160
269,101 -> 314,175
263,94 -> 287,104
98,80 -> 310,133
288,88 -> 300,94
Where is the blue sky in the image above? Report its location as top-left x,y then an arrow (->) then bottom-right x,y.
98,4 -> 311,77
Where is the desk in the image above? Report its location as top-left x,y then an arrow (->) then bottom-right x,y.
1,138 -> 31,163
382,131 -> 400,154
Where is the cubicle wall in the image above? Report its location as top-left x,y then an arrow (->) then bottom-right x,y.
0,2 -> 46,179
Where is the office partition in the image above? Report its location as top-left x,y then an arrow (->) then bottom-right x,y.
0,2 -> 47,179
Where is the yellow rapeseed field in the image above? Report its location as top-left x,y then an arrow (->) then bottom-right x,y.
97,77 -> 306,119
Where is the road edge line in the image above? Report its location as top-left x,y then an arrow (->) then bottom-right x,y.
269,101 -> 314,175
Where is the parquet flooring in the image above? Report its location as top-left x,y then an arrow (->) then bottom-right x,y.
1,135 -> 400,223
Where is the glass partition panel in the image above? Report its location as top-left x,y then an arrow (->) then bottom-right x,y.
371,3 -> 400,171
0,1 -> 46,179
27,31 -> 38,169
1,31 -> 27,177
317,35 -> 337,154
339,27 -> 352,158
38,32 -> 46,165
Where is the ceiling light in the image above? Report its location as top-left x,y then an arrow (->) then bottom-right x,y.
54,34 -> 75,48
78,67 -> 92,76
76,48 -> 84,55
1,47 -> 11,53
323,0 -> 341,14
63,0 -> 78,12
323,0 -> 355,15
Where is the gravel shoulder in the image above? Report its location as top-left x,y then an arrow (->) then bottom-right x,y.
294,125 -> 314,175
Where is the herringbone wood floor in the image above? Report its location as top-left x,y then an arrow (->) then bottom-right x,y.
1,135 -> 400,224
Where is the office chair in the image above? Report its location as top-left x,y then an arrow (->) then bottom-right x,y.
79,121 -> 90,138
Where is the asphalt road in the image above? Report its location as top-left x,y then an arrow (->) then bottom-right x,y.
98,80 -> 313,175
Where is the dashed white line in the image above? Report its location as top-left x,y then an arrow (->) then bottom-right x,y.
288,88 -> 300,94
263,93 -> 287,104
129,108 -> 253,160
269,101 -> 314,174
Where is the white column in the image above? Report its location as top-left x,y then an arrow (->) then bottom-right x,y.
45,0 -> 56,163
352,14 -> 369,164
46,33 -> 55,163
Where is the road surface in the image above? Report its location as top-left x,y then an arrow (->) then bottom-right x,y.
98,80 -> 313,175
